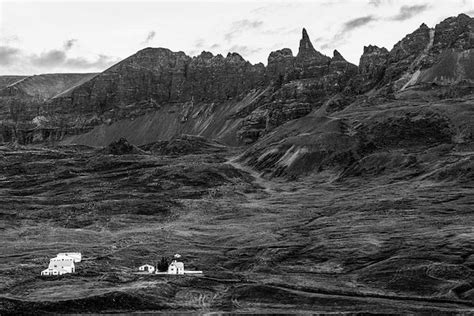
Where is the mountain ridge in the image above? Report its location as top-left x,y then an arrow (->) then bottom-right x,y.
0,13 -> 472,149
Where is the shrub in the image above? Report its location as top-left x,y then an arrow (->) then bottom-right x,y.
157,256 -> 170,272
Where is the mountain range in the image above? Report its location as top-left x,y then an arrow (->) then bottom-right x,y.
0,13 -> 472,178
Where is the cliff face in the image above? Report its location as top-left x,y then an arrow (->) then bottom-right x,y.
239,14 -> 474,179
0,73 -> 98,144
0,14 -> 472,147
347,45 -> 389,94
52,48 -> 266,115
236,30 -> 357,143
357,14 -> 473,93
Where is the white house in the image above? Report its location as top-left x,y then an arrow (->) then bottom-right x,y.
41,258 -> 75,276
138,264 -> 155,273
167,260 -> 185,275
56,252 -> 82,263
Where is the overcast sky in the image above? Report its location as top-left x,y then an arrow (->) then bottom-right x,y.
0,0 -> 472,75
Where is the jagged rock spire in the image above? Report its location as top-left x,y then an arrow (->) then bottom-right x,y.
297,28 -> 318,58
332,50 -> 346,62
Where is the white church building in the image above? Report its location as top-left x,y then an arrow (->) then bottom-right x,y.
167,259 -> 185,274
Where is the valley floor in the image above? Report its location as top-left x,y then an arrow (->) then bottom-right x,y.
0,145 -> 473,314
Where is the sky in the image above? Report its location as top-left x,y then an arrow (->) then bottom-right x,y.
0,0 -> 473,75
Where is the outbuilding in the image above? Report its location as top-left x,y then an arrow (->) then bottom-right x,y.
56,252 -> 82,263
138,264 -> 155,273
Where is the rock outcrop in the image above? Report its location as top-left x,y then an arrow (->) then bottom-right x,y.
235,29 -> 357,144
101,137 -> 146,155
266,48 -> 295,82
432,13 -> 473,54
348,45 -> 389,94
383,23 -> 432,88
142,134 -> 226,155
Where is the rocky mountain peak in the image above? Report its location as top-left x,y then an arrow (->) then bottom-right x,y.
196,51 -> 214,59
226,52 -> 245,62
268,48 -> 294,62
363,45 -> 389,55
332,50 -> 346,62
302,28 -> 310,40
433,13 -> 473,51
297,28 -> 318,58
419,23 -> 429,30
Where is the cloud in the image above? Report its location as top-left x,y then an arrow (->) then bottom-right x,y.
31,50 -> 118,70
251,3 -> 299,15
194,38 -> 205,48
187,39 -> 208,56
0,35 -> 20,44
320,43 -> 332,50
368,0 -> 384,7
63,54 -> 118,69
342,15 -> 377,32
64,39 -> 77,50
0,46 -> 21,65
227,45 -> 262,57
391,4 -> 429,21
0,43 -> 118,71
224,19 -> 263,42
320,15 -> 377,50
31,49 -> 67,67
143,31 -> 156,44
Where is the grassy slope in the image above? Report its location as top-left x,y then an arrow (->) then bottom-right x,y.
0,76 -> 27,90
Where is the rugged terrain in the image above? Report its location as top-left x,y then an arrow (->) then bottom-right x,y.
0,141 -> 473,314
0,13 -> 473,314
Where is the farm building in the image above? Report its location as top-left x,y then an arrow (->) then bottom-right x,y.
41,258 -> 75,276
138,264 -> 155,273
56,252 -> 82,262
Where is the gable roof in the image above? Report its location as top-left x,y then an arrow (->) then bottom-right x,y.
139,264 -> 154,268
49,259 -> 74,269
57,252 -> 81,258
170,261 -> 184,269
56,253 -> 82,262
